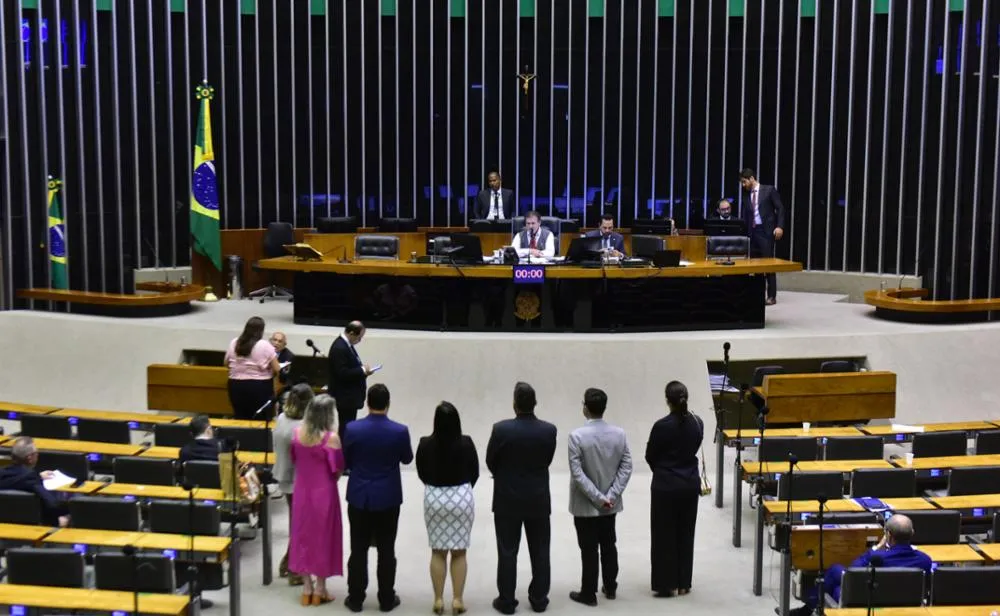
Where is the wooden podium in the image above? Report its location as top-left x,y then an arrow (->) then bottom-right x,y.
753,371 -> 897,424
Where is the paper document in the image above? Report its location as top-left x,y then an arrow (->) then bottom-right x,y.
890,423 -> 925,433
279,361 -> 292,370
43,470 -> 76,491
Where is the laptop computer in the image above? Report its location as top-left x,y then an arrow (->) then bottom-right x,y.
652,249 -> 682,268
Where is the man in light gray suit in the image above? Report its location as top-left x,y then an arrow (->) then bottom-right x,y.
567,388 -> 633,606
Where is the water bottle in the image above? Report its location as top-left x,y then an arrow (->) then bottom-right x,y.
879,280 -> 886,292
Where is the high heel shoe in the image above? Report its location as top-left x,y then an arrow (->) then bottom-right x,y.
300,593 -> 312,607
452,598 -> 466,615
311,592 -> 334,606
432,598 -> 444,614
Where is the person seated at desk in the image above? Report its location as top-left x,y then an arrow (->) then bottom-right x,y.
475,170 -> 515,221
0,436 -> 69,527
511,210 -> 556,259
270,331 -> 294,383
585,214 -> 626,258
180,415 -> 225,464
789,513 -> 932,616
711,198 -> 735,220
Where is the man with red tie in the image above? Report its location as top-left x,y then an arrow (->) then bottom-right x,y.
511,210 -> 556,259
740,168 -> 785,305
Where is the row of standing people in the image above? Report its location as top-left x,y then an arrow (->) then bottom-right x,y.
271,378 -> 705,614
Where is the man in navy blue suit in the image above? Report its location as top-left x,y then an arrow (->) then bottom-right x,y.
585,214 -> 626,258
740,168 -> 785,304
487,382 -> 558,614
0,436 -> 69,527
343,383 -> 413,613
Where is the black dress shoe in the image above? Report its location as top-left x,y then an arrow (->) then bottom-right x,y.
528,597 -> 548,613
601,586 -> 616,600
379,595 -> 401,612
569,592 -> 597,606
198,598 -> 214,609
344,596 -> 364,613
492,597 -> 517,615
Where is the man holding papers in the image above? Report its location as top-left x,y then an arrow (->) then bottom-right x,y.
511,211 -> 556,259
0,436 -> 69,526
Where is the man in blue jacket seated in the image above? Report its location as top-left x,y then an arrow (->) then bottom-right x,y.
790,513 -> 933,616
0,436 -> 70,527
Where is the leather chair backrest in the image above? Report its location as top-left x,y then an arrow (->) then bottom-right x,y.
432,236 -> 453,255
355,235 -> 400,260
263,222 -> 296,258
632,234 -> 666,259
706,236 -> 750,257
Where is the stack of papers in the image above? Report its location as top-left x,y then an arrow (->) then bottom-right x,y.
710,373 -> 740,393
43,470 -> 76,491
890,423 -> 925,433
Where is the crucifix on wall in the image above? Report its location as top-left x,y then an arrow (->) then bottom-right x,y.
516,65 -> 537,113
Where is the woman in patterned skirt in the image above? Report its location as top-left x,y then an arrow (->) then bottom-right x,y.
416,401 -> 480,615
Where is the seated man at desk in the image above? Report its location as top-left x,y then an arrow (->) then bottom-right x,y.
511,210 -> 556,259
475,170 -> 515,221
180,415 -> 225,464
789,513 -> 932,616
0,436 -> 69,527
585,214 -> 625,258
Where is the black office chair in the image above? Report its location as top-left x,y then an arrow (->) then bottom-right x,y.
0,490 -> 43,524
930,566 -> 1000,605
19,414 -> 72,439
76,418 -> 132,444
6,547 -> 86,588
976,430 -> 1000,455
430,235 -> 453,256
706,236 -> 750,261
95,552 -> 177,593
249,221 -> 296,302
837,567 -> 925,608
68,496 -> 141,531
820,360 -> 858,373
213,426 -> 271,452
376,217 -> 418,232
750,365 -> 785,411
154,423 -> 193,448
631,235 -> 666,259
911,431 -> 968,458
758,437 -> 819,462
183,460 -> 222,489
113,456 -> 176,486
777,471 -> 844,501
35,451 -> 90,482
895,509 -> 962,544
148,500 -> 221,536
316,216 -> 359,233
355,235 -> 400,260
850,468 -> 917,498
825,436 -> 885,461
946,466 -> 1000,496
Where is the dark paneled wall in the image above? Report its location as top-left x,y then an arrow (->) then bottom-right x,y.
1,0 -> 999,306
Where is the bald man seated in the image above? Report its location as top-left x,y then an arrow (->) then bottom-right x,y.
790,514 -> 933,615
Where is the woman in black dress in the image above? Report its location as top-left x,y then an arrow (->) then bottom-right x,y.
645,380 -> 704,597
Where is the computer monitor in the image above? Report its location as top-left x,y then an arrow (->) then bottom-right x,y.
632,218 -> 674,235
565,236 -> 603,263
444,233 -> 484,264
703,219 -> 747,236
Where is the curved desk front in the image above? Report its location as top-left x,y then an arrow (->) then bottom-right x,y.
258,257 -> 802,332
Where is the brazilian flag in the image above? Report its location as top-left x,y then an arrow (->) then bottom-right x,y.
190,82 -> 222,270
47,177 -> 68,289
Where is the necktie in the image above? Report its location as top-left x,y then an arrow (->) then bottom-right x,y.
492,192 -> 498,218
350,344 -> 360,364
529,232 -> 537,250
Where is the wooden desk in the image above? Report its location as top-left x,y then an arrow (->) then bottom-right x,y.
866,286 -> 1000,324
0,523 -> 54,542
17,284 -> 206,318
51,407 -> 184,426
931,494 -> 1000,511
53,480 -> 107,495
44,527 -> 144,548
146,364 -> 235,416
973,542 -> 1000,562
881,497 -> 939,511
755,371 -> 897,424
741,459 -> 891,478
209,417 -> 269,429
18,438 -> 144,457
863,420 -> 998,437
893,454 -> 1000,470
763,499 -> 865,516
0,584 -> 189,616
97,482 -> 226,502
829,609 -> 1000,616
0,401 -> 60,418
916,543 -> 985,563
132,532 -> 231,561
790,524 -> 882,570
138,445 -> 272,466
724,426 -> 866,440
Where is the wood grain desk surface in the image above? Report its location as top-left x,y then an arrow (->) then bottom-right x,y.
97,482 -> 227,502
763,500 -> 865,515
972,543 -> 1000,561
741,459 -> 891,475
25,438 -> 145,456
723,426 -> 866,439
865,286 -> 1000,313
863,421 -> 998,435
43,527 -> 230,556
0,523 -> 53,541
44,527 -> 145,547
0,401 -> 60,415
879,497 -> 939,511
0,584 -> 189,615
53,480 -> 107,494
51,408 -> 184,424
893,454 -> 1000,470
137,445 -> 271,465
931,494 -> 1000,509
829,607 -> 1000,615
915,543 -> 985,563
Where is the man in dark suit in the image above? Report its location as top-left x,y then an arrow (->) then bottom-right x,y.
0,437 -> 69,527
740,168 -> 785,304
328,320 -> 374,442
585,214 -> 626,257
343,384 -> 413,613
475,171 -> 515,221
486,382 -> 558,614
712,198 -> 735,220
179,415 -> 224,464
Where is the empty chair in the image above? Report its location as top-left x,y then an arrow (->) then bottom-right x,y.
931,566 -> 1000,605
214,426 -> 272,452
249,222 -> 296,301
850,468 -> 917,498
895,509 -> 961,544
706,236 -> 750,260
148,499 -> 221,536
431,235 -> 453,256
69,496 -> 141,531
838,567 -> 925,608
354,235 -> 400,260
946,466 -> 1000,496
6,547 -> 86,588
777,471 -> 844,501
154,422 -> 193,448
976,430 -> 1000,455
113,456 -> 176,486
825,436 -> 885,461
750,365 -> 785,410
76,417 -> 131,444
35,451 -> 89,481
758,437 -> 819,463
183,460 -> 222,489
19,414 -> 72,439
94,552 -> 177,593
911,431 -> 968,458
820,360 -> 857,373
0,490 -> 43,524
316,216 -> 359,233
631,234 -> 666,259
376,217 -> 418,232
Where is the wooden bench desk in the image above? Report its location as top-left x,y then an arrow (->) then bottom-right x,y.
0,584 -> 189,616
0,523 -> 54,542
830,607 -> 1000,615
138,445 -> 273,466
96,482 -> 226,502
724,426 -> 866,440
43,527 -> 231,561
917,543 -> 986,564
863,420 -> 998,441
880,496 -> 939,511
12,438 -> 145,458
892,454 -> 1000,470
52,480 -> 107,495
740,459 -> 891,479
763,499 -> 866,517
930,494 -> 1000,512
51,407 -> 185,427
43,527 -> 144,548
0,401 -> 60,419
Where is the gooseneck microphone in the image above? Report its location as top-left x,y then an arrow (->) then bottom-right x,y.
723,341 -> 731,363
306,338 -> 324,357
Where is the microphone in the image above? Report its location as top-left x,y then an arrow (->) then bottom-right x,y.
306,338 -> 324,357
723,341 -> 731,363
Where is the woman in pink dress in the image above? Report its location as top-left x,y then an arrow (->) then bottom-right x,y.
288,393 -> 345,605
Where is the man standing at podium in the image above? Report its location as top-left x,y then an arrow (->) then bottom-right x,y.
739,168 -> 785,305
511,211 -> 556,259
475,171 -> 515,221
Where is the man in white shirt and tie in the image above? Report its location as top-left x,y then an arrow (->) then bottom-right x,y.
739,168 -> 785,305
475,171 -> 515,221
511,211 -> 556,259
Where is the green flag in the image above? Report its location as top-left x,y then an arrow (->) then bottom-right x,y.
47,177 -> 68,290
190,82 -> 222,271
